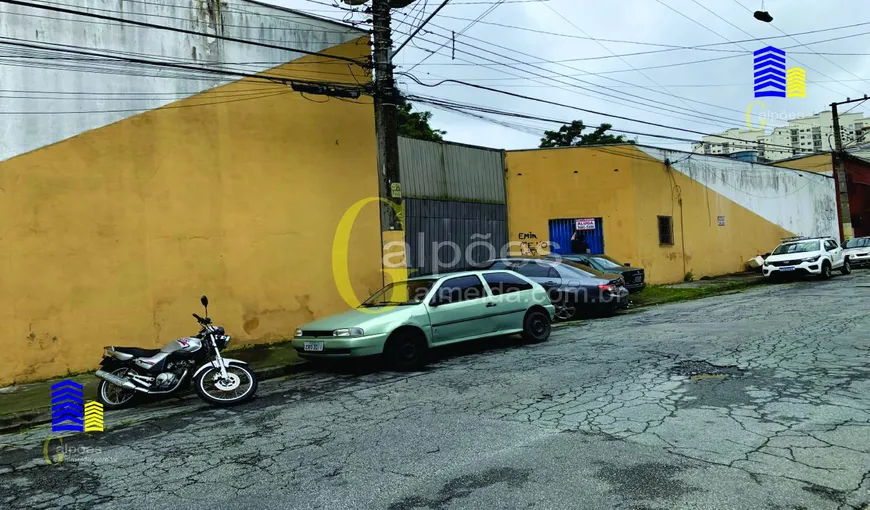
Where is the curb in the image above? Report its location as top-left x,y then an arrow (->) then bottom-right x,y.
0,361 -> 311,436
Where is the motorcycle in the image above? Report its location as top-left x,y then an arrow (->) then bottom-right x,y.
94,295 -> 258,409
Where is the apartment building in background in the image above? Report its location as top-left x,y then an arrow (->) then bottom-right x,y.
693,111 -> 870,162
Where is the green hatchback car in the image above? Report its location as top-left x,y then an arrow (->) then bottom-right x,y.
292,270 -> 556,370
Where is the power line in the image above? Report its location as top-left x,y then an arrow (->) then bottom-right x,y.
0,37 -> 366,92
397,20 -> 769,129
405,0 -> 505,72
406,95 -> 833,188
430,14 -> 870,53
399,25 -> 870,82
397,27 -> 746,131
410,93 -> 704,145
0,0 -> 368,67
398,72 -> 821,155
0,88 -> 295,114
395,0 -> 452,55
539,2 -> 714,134
0,41 -> 368,88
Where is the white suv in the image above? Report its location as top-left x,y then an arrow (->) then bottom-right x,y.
762,236 -> 852,279
843,236 -> 870,267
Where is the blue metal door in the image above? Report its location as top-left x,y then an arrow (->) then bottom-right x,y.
548,218 -> 605,255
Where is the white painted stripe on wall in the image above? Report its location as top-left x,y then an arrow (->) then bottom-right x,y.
0,0 -> 364,162
636,146 -> 840,239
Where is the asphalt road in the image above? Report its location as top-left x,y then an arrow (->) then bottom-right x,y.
3,271 -> 870,510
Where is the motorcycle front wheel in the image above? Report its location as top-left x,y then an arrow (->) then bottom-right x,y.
193,364 -> 258,406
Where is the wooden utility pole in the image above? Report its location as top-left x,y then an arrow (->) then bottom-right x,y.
830,96 -> 866,242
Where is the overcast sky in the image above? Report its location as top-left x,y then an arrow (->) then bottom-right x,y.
272,0 -> 870,152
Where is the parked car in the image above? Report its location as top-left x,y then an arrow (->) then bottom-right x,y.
474,257 -> 629,321
843,236 -> 870,267
544,253 -> 646,292
762,236 -> 851,280
292,270 -> 555,371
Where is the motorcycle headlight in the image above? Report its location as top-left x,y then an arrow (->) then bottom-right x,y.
333,327 -> 364,337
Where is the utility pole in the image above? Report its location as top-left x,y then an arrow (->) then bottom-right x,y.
371,0 -> 406,285
830,96 -> 866,242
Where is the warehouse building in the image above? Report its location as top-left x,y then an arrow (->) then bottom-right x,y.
505,144 -> 838,284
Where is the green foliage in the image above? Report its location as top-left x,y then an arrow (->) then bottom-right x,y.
397,96 -> 446,142
539,120 -> 634,148
684,271 -> 695,282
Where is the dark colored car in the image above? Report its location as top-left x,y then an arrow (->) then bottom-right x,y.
474,257 -> 629,321
545,254 -> 646,292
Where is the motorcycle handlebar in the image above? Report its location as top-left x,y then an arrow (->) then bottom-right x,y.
192,313 -> 211,325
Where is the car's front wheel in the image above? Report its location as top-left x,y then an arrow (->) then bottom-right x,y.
384,329 -> 427,371
522,309 -> 551,344
841,258 -> 852,275
821,260 -> 833,279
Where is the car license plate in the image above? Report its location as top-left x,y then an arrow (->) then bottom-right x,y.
780,266 -> 795,271
304,341 -> 324,352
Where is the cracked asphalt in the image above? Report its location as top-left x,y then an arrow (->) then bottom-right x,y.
3,271 -> 870,509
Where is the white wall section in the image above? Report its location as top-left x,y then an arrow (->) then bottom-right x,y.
637,146 -> 839,239
0,0 -> 365,161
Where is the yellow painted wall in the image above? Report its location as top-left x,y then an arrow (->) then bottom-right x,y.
773,153 -> 833,173
505,145 -> 794,285
0,38 -> 384,384
505,145 -> 640,261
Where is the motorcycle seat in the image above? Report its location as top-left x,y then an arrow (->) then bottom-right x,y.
112,347 -> 161,358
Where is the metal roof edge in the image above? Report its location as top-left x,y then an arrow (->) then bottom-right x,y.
399,135 -> 506,153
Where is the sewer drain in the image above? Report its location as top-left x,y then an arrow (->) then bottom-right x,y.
671,361 -> 744,381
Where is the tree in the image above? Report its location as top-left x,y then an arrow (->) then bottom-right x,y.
396,95 -> 446,142
539,121 -> 633,148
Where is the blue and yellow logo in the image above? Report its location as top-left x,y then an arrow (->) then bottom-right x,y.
51,380 -> 103,433
754,46 -> 806,98
45,380 -> 103,464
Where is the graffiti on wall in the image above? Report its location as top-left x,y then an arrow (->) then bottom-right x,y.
517,232 -> 549,256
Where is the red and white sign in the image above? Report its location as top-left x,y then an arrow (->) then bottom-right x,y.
575,218 -> 596,230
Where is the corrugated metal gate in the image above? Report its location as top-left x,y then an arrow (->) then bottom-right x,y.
405,199 -> 508,276
548,218 -> 605,254
398,137 -> 508,277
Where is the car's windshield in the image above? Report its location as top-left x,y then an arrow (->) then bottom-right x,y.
844,238 -> 868,249
591,256 -> 624,269
772,241 -> 820,255
361,279 -> 437,307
